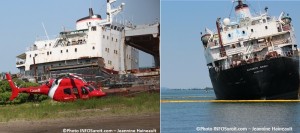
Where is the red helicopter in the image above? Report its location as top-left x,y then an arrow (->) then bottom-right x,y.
5,73 -> 106,102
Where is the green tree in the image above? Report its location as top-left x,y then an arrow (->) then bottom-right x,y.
0,78 -> 48,104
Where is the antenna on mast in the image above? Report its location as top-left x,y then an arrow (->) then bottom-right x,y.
90,0 -> 92,8
42,22 -> 49,40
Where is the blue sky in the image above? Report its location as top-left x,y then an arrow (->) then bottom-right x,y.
161,0 -> 300,89
0,0 -> 159,73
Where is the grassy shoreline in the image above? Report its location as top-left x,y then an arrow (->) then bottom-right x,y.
0,92 -> 160,122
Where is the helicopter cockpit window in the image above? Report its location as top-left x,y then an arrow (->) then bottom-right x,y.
63,88 -> 72,95
45,81 -> 50,86
73,88 -> 79,95
81,87 -> 89,95
86,85 -> 95,91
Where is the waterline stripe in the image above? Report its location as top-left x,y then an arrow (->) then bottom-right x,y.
161,100 -> 300,103
163,96 -> 215,98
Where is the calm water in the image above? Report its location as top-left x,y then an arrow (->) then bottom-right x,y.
161,89 -> 300,133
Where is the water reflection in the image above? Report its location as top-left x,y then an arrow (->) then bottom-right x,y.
208,103 -> 299,131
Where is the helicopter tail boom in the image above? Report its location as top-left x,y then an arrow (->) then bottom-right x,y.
5,73 -> 20,101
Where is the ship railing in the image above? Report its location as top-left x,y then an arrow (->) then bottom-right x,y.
72,39 -> 87,45
253,46 -> 264,52
226,47 -> 245,56
252,42 -> 269,52
258,43 -> 267,48
224,15 -> 276,30
272,38 -> 290,46
16,60 -> 25,65
60,29 -> 88,36
207,42 -> 218,48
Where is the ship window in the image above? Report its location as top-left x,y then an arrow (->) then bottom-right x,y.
30,54 -> 31,57
92,26 -> 96,31
277,27 -> 281,32
263,19 -> 266,23
61,50 -> 63,53
116,39 -> 118,42
228,34 -> 231,37
75,48 -> 77,52
251,29 -> 253,32
242,31 -> 245,34
45,44 -> 47,47
103,35 -> 105,38
47,52 -> 49,55
265,26 -> 268,29
59,63 -> 61,66
92,46 -> 95,50
66,49 -> 68,52
49,43 -> 51,46
112,37 -> 113,41
107,36 -> 109,40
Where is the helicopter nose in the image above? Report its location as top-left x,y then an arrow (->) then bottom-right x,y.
91,91 -> 106,97
98,89 -> 106,96
98,91 -> 106,96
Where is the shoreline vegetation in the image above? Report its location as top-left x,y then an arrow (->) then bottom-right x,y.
0,92 -> 160,122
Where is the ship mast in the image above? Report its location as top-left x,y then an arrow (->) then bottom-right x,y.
237,0 -> 243,8
216,18 -> 226,57
106,0 -> 125,24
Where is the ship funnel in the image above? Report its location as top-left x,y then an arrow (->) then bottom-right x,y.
235,0 -> 252,19
89,8 -> 94,17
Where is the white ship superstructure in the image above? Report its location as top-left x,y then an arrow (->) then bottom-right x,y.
201,0 -> 299,99
16,0 -> 138,81
202,0 -> 297,70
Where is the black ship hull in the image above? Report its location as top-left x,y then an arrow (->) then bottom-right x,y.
209,56 -> 299,100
